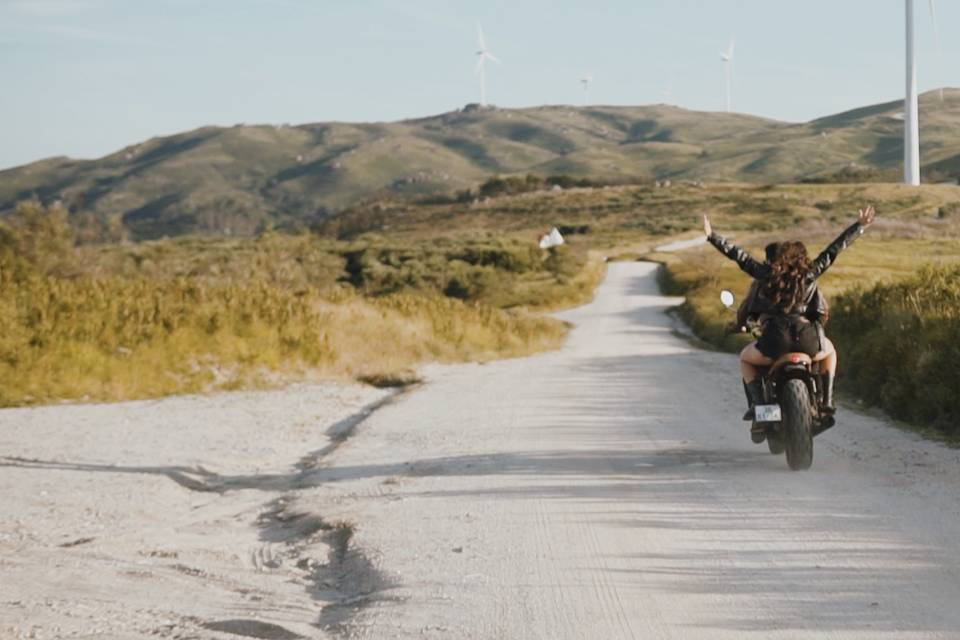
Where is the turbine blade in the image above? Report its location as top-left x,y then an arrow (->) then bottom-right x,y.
929,0 -> 941,52
486,52 -> 502,64
475,55 -> 484,75
728,38 -> 735,59
477,24 -> 486,51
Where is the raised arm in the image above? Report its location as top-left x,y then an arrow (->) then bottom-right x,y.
810,205 -> 875,278
702,214 -> 768,279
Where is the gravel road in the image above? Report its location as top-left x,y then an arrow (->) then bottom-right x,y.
3,261 -> 960,639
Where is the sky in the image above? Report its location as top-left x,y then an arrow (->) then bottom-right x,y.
0,0 -> 955,169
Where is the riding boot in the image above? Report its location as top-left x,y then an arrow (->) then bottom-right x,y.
821,373 -> 836,415
742,379 -> 764,421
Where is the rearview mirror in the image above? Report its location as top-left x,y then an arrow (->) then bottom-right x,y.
720,290 -> 735,308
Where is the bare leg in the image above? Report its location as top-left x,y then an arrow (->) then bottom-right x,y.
815,337 -> 837,377
740,342 -> 773,382
740,342 -> 773,429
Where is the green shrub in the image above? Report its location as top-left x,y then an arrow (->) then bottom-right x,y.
0,201 -> 77,281
450,244 -> 540,273
830,266 -> 960,434
478,174 -> 545,198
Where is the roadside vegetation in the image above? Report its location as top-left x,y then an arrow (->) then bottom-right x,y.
0,202 -> 600,406
4,178 -> 960,435
830,266 -> 960,434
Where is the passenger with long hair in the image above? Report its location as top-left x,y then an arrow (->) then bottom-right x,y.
702,206 -> 876,425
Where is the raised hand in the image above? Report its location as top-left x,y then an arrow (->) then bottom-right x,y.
858,205 -> 876,228
703,214 -> 712,237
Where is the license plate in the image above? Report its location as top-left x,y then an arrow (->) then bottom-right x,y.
755,404 -> 782,422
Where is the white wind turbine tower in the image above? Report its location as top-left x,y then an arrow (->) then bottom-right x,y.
580,75 -> 593,105
904,0 -> 940,185
720,39 -> 735,112
475,25 -> 501,107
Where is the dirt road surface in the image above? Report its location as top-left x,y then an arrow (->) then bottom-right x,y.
3,262 -> 960,639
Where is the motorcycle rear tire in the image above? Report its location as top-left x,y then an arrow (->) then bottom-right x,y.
782,379 -> 814,471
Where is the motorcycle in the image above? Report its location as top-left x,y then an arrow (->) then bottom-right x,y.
721,290 -> 835,471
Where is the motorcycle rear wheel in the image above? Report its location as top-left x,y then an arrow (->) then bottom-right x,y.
781,379 -> 814,471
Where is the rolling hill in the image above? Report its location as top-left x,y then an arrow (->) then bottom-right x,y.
3,89 -> 960,240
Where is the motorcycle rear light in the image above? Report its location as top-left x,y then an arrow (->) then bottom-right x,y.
790,355 -> 802,363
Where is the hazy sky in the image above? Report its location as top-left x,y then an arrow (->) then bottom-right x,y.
0,0 -> 955,169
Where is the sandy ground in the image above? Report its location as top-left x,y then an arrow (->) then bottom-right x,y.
4,261 -> 960,639
0,384 -> 393,639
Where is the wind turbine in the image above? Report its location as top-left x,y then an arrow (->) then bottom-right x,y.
928,0 -> 944,101
580,74 -> 592,105
720,39 -> 735,112
662,82 -> 674,104
475,24 -> 501,107
904,0 -> 940,185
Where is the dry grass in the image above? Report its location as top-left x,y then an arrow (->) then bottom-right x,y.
0,203 -> 575,407
0,273 -> 567,407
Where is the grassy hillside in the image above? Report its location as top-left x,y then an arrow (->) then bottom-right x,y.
4,90 -> 960,240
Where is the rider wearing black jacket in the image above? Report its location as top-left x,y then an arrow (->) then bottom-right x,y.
703,206 -> 875,426
733,241 -> 829,331
735,280 -> 828,332
731,245 -> 829,427
708,222 -> 863,325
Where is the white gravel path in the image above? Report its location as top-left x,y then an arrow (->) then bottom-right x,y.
315,262 -> 960,639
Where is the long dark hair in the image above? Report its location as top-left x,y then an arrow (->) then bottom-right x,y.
763,241 -> 811,312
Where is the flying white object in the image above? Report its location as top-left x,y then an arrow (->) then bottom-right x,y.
539,228 -> 565,249
904,0 -> 940,185
720,39 -> 735,112
475,24 -> 501,107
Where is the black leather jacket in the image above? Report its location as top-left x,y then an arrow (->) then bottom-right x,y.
708,221 -> 864,319
737,279 -> 828,327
